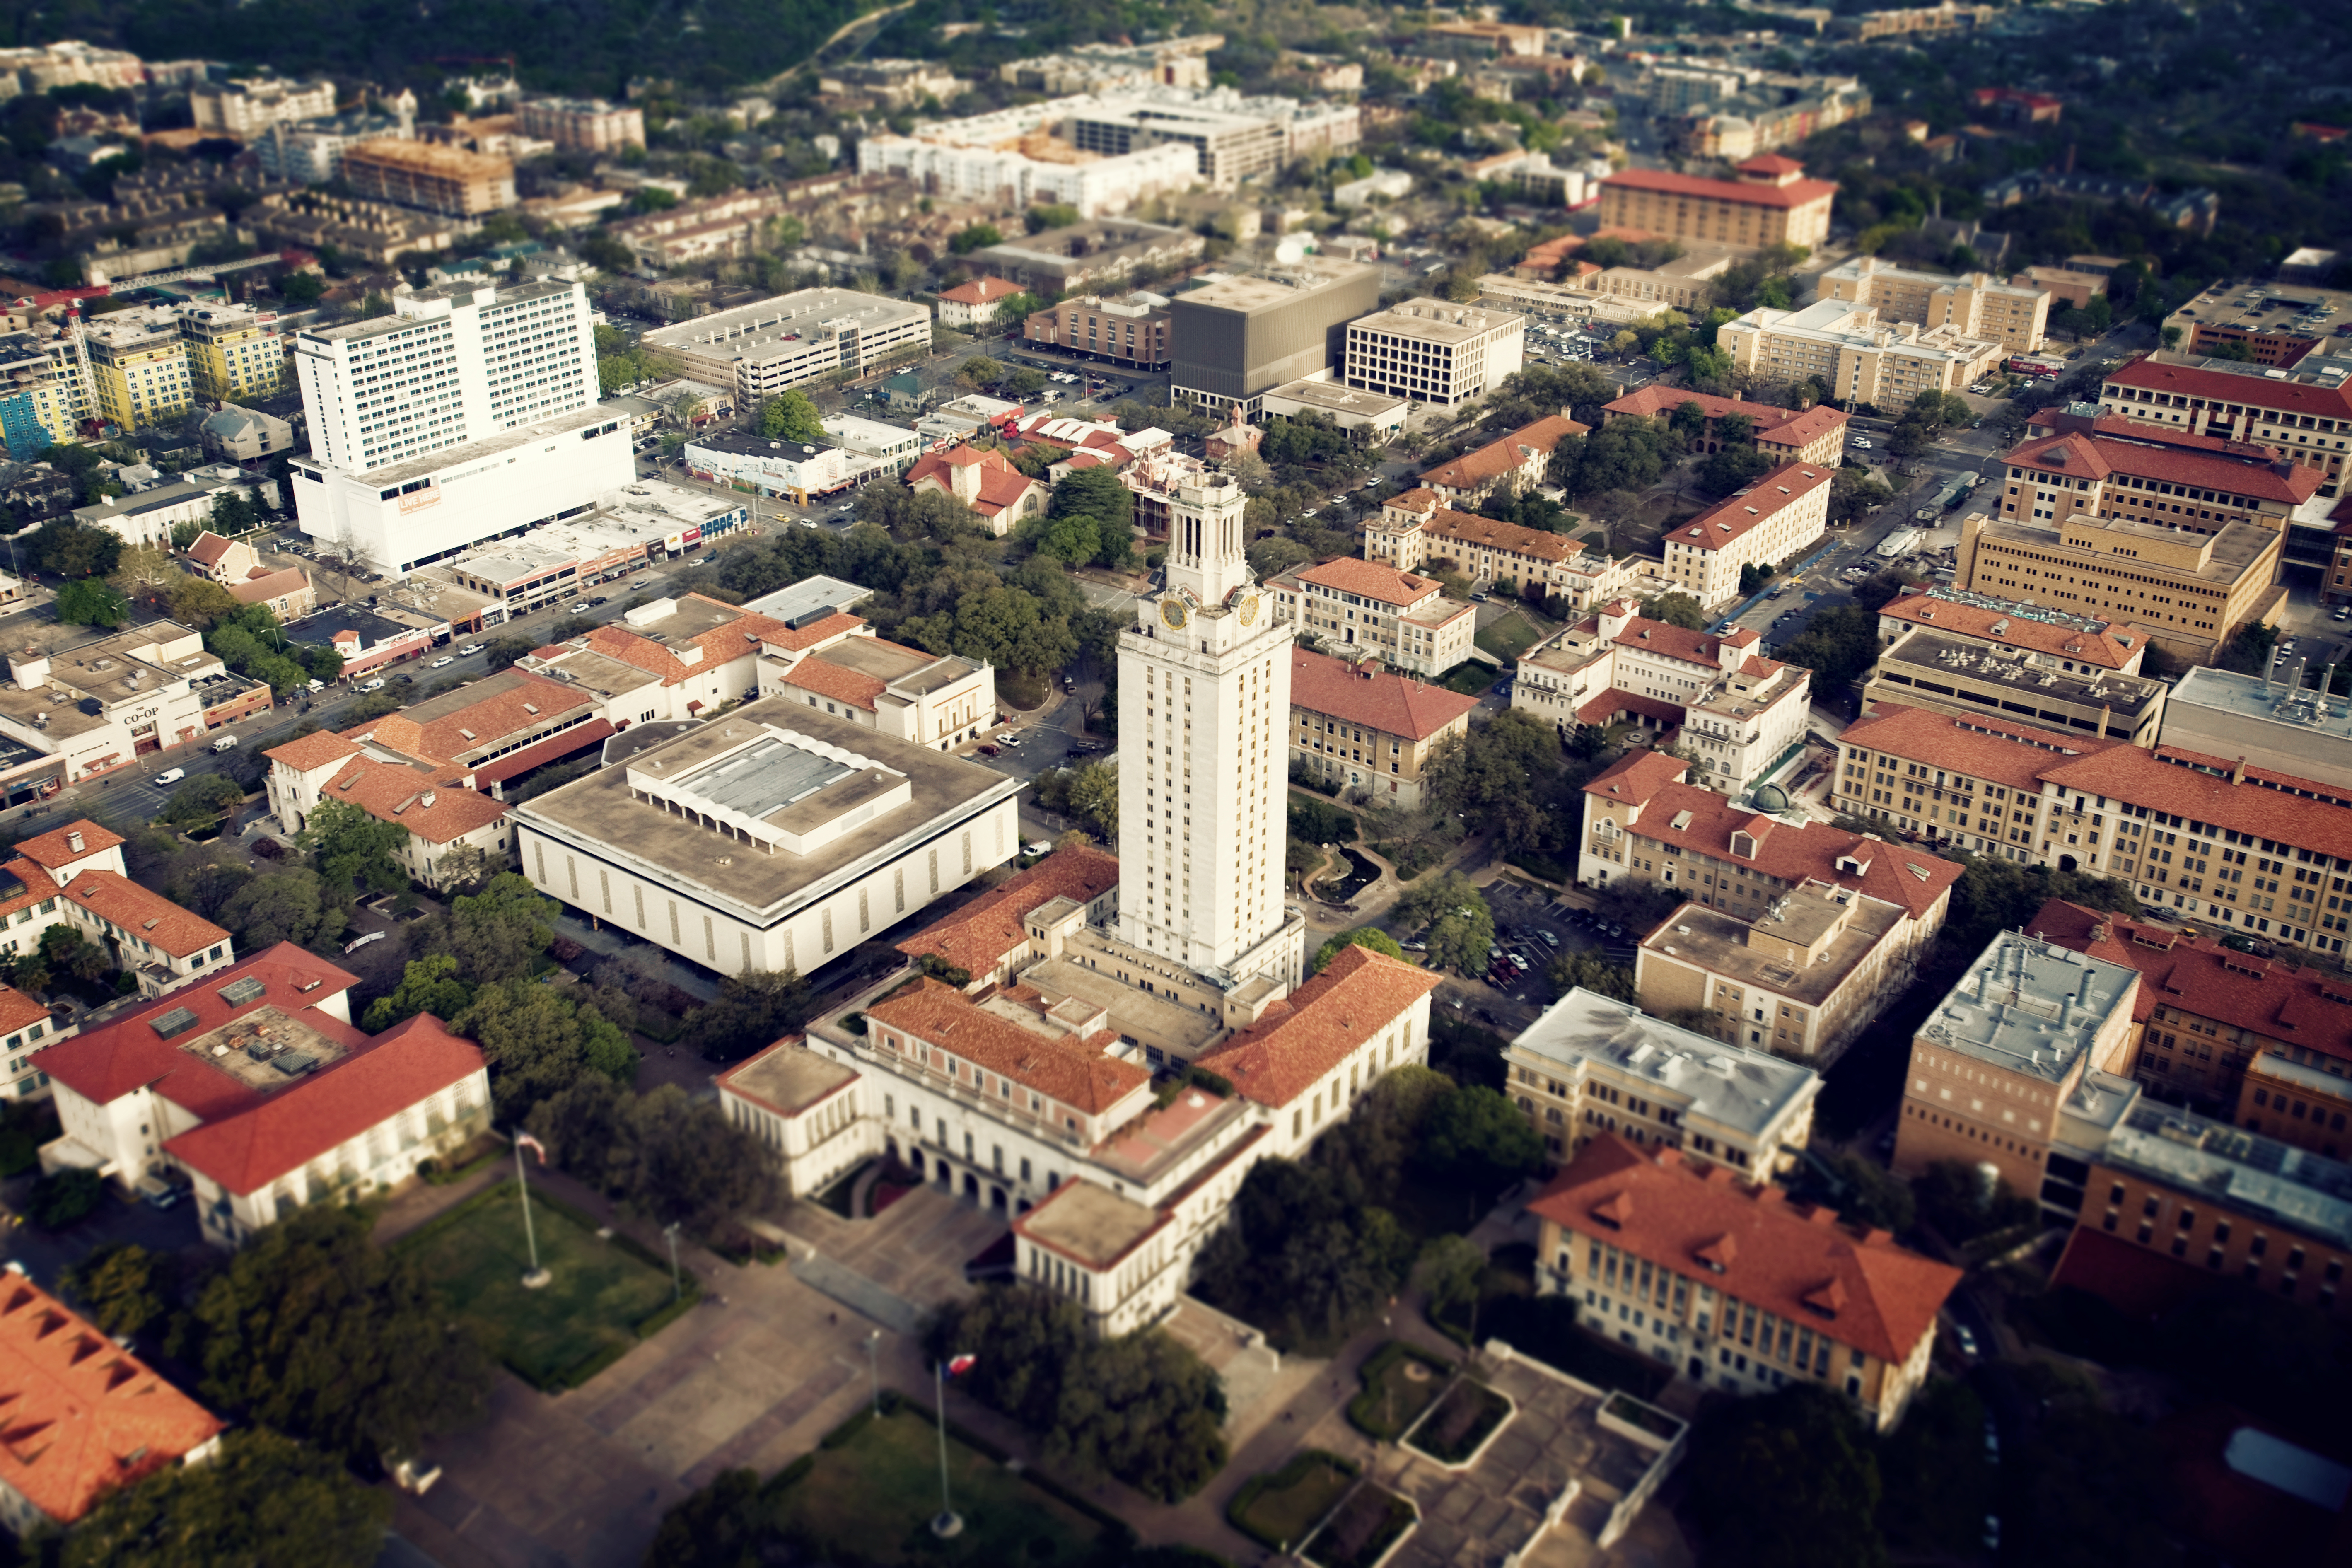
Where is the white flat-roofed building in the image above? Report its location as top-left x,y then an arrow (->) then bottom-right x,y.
822,413 -> 924,476
860,134 -> 1198,220
1720,299 -> 2007,406
640,290 -> 933,405
1819,256 -> 2052,354
1505,987 -> 1820,1175
0,623 -> 254,788
1343,298 -> 1526,407
289,402 -> 634,577
739,575 -> 874,622
512,696 -> 1025,981
1259,377 -> 1410,436
71,466 -> 254,551
2158,666 -> 2352,796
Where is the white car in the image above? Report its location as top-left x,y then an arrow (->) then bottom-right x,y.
430,655 -> 455,669
1024,840 -> 1053,856
153,767 -> 186,786
360,677 -> 387,692
568,601 -> 592,614
456,644 -> 483,656
343,931 -> 388,954
212,735 -> 238,752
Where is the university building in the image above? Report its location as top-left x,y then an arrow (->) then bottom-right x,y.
1361,488 -> 1634,612
1265,555 -> 1478,677
1530,1136 -> 1961,1429
1655,459 -> 1833,607
1861,624 -> 2168,747
1599,386 -> 1848,466
1286,645 -> 1479,807
2098,352 -> 2352,500
1341,299 -> 1526,408
1818,256 -> 2052,354
1595,155 -> 1837,253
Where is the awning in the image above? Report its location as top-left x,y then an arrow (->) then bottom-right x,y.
470,720 -> 616,787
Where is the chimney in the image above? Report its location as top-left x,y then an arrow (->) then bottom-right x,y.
2232,755 -> 2247,785
65,830 -> 82,853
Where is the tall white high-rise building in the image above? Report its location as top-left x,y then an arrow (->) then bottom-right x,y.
292,278 -> 597,474
1118,467 -> 1306,986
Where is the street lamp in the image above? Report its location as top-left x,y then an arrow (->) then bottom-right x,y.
662,1222 -> 682,1302
867,1329 -> 882,1418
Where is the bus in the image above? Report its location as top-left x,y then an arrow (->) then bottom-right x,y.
2007,354 -> 2067,379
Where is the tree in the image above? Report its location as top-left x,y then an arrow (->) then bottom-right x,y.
1400,874 -> 1493,978
1415,1233 -> 1487,1331
1822,1151 -> 1918,1235
1026,203 -> 1080,232
683,968 -> 814,1063
1065,760 -> 1118,839
1639,592 -> 1706,630
170,573 -> 241,629
438,873 -> 558,984
359,954 -> 476,1033
454,978 -> 637,1120
158,773 -> 244,829
1696,444 -> 1774,499
302,797 -> 408,899
111,543 -> 178,610
1827,465 -> 1894,527
39,923 -> 109,983
1772,605 -> 1880,690
27,1166 -> 104,1227
1686,1384 -> 1888,1568
1313,927 -> 1405,973
64,1428 -> 392,1568
28,519 -> 122,577
1914,1158 -> 2036,1242
1048,1329 -> 1229,1503
181,1204 -> 491,1467
647,1468 -> 767,1568
529,1078 -> 779,1233
1418,1085 -> 1543,1194
949,222 -> 1002,254
1545,948 -> 1634,1002
219,869 -> 345,951
756,388 -> 825,443
54,577 -> 129,627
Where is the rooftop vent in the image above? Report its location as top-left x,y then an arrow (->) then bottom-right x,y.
149,1005 -> 199,1040
219,976 -> 265,1007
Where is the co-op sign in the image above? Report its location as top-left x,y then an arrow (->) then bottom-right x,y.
660,525 -> 703,553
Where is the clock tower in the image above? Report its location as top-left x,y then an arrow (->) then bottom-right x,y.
1116,468 -> 1304,987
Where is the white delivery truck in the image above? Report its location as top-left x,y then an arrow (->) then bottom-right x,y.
1876,527 -> 1923,560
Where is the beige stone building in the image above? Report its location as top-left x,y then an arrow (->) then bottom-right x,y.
1341,298 -> 1526,407
338,140 -> 517,218
1362,489 -> 1633,611
1659,459 -> 1835,607
1636,884 -> 1917,1065
1286,645 -> 1479,807
1504,988 -> 1821,1177
1595,155 -> 1837,254
1718,300 -> 2006,407
1265,556 -> 1478,676
1819,256 -> 2052,354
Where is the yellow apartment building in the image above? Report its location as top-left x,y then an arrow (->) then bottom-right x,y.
176,305 -> 284,401
1819,256 -> 2052,353
81,311 -> 192,433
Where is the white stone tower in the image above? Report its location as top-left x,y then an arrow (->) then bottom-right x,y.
1116,467 -> 1305,987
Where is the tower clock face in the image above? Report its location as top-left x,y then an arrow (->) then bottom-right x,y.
1160,597 -> 1189,631
1237,591 -> 1260,626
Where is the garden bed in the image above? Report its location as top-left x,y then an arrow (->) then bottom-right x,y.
1404,1379 -> 1512,1466
1228,1450 -> 1357,1551
1346,1341 -> 1454,1442
1302,1483 -> 1415,1568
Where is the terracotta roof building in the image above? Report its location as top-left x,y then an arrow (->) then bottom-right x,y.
1519,605 -> 1810,794
2098,352 -> 2352,502
35,943 -> 490,1245
935,276 -> 1026,329
1596,158 -> 1837,253
225,565 -> 314,621
1599,386 -> 1849,467
1658,460 -> 1834,607
2030,896 -> 2352,1152
1361,487 -> 1635,614
0,1276 -> 224,1532
896,843 -> 1123,988
906,445 -> 1047,536
1195,942 -> 1443,1124
1863,622 -> 2169,747
1286,645 -> 1480,807
1417,413 -> 1589,503
264,719 -> 513,892
6,817 -> 232,999
1529,1136 -> 1961,1428
1991,424 -> 2324,536
1875,587 -> 2155,675
1266,554 -> 1478,677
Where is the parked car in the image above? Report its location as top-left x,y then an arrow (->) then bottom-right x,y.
211,735 -> 238,752
456,643 -> 484,656
429,655 -> 456,669
1024,840 -> 1053,856
360,677 -> 387,692
1538,931 -> 1560,949
343,931 -> 387,954
1951,1322 -> 1979,1359
154,768 -> 186,786
977,744 -> 1000,757
135,1174 -> 179,1210
568,601 -> 591,614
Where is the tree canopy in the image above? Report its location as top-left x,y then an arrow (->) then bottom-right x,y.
1686,1383 -> 1888,1568
757,389 -> 825,443
64,1428 -> 392,1568
1312,927 -> 1404,973
528,1076 -> 780,1235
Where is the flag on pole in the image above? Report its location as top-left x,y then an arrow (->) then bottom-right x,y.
516,1132 -> 550,1163
946,1354 -> 977,1377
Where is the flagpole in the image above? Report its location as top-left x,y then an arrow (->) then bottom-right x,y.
931,1358 -> 962,1538
514,1131 -> 550,1290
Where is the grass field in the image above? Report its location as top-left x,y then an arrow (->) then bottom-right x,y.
775,1409 -> 1104,1566
1473,610 -> 1543,664
403,1182 -> 679,1389
1437,663 -> 1495,696
1230,1451 -> 1357,1552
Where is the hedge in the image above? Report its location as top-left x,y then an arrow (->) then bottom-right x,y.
1226,1449 -> 1360,1551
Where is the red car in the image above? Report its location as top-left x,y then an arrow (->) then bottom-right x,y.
978,744 -> 1000,757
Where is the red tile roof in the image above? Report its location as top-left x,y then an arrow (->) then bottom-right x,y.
864,976 -> 1147,1115
61,871 -> 229,960
1602,387 -> 1846,449
348,670 -> 594,771
228,566 -> 309,605
1878,591 -> 2150,669
1577,689 -> 1686,727
318,756 -> 508,845
2103,355 -> 2352,420
1602,166 -> 1838,210
1589,763 -> 1963,921
1840,701 -> 2115,792
1419,413 -> 1589,493
1422,507 -> 1583,566
1289,647 -> 1480,741
1294,556 -> 1446,607
1529,1136 -> 1961,1365
1738,153 -> 1806,176
186,530 -> 234,567
897,844 -> 1123,978
782,657 -> 889,710
163,1012 -> 485,1196
11,821 -> 121,870
2038,743 -> 2352,860
263,729 -> 363,774
939,276 -> 1022,306
1671,460 -> 1834,551
0,1276 -> 224,1524
0,983 -> 46,1038
469,719 -> 615,787
38,945 -> 362,1123
2002,429 -> 2320,505
1585,747 -> 1693,804
2048,1222 -> 2213,1320
1198,945 -> 1441,1109
1762,403 -> 1850,450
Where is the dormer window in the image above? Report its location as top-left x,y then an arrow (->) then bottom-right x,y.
1731,831 -> 1758,860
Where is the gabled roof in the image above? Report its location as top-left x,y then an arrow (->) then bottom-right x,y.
781,655 -> 889,711
1197,945 -> 1441,1109
1291,556 -> 1445,607
1421,506 -> 1584,565
864,976 -> 1147,1115
1584,747 -> 1693,804
352,669 -> 591,769
0,1276 -> 224,1524
1878,591 -> 2149,668
1840,701 -> 2114,792
228,566 -> 309,604
2002,428 -> 2320,505
1418,413 -> 1588,492
896,844 -> 1123,977
1601,165 -> 1838,210
972,465 -> 1043,513
2037,742 -> 2352,863
938,276 -> 1022,306
1288,647 -> 1480,741
1672,461 -> 1835,551
163,1012 -> 485,1196
37,945 -> 362,1123
0,983 -> 46,1038
263,729 -> 363,774
318,755 -> 509,844
60,870 -> 229,960
2103,354 -> 2352,419
1528,1136 -> 1961,1365
186,530 -> 234,566
10,821 -> 120,870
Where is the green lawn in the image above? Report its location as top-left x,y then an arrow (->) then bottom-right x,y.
403,1182 -> 681,1389
1436,663 -> 1495,696
774,1410 -> 1105,1566
1473,610 -> 1543,664
1304,1484 -> 1416,1568
1230,1451 -> 1357,1552
1405,1380 -> 1511,1464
